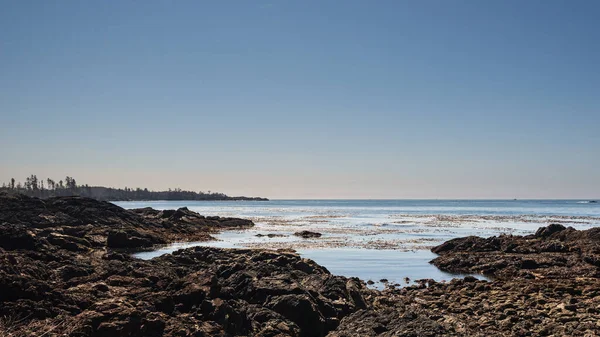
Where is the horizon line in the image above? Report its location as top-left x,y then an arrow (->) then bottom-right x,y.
114,197 -> 599,201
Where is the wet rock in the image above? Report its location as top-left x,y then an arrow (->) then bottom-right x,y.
3,194 -> 600,336
0,193 -> 255,251
106,230 -> 160,249
266,294 -> 326,337
255,233 -> 288,238
535,224 -> 567,238
431,224 -> 600,280
294,231 -> 323,238
0,191 -> 367,336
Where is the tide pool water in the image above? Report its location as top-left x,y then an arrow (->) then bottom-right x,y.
121,199 -> 600,287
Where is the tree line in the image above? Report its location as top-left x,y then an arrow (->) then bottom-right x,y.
0,175 -> 268,201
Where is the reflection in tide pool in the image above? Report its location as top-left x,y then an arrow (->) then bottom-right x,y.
133,237 -> 487,288
298,249 -> 487,288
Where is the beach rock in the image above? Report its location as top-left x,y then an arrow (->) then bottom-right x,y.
535,223 -> 567,238
106,230 -> 159,248
0,193 -> 254,252
3,193 -> 600,336
0,223 -> 38,250
294,230 -> 323,238
0,194 -> 368,336
256,233 -> 288,238
266,294 -> 327,336
132,206 -> 254,240
431,224 -> 600,279
46,232 -> 91,251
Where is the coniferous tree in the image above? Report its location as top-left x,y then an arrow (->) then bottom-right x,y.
30,175 -> 38,191
1,174 -> 265,201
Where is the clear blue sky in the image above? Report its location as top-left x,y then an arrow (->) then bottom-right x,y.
1,0 -> 599,199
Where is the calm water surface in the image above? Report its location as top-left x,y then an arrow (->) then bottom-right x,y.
118,199 -> 600,287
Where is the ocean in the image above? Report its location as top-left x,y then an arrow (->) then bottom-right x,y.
115,199 -> 600,287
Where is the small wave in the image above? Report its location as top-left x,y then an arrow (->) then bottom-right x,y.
576,201 -> 598,204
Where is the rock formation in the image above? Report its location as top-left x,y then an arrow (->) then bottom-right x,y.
2,193 -> 600,336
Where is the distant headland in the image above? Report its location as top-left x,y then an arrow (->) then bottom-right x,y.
0,175 -> 268,201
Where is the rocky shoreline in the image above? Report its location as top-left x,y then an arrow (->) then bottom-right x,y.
1,193 -> 600,336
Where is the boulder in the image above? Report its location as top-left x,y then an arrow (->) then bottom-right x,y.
106,230 -> 157,249
294,231 -> 322,239
0,224 -> 38,250
535,224 -> 567,238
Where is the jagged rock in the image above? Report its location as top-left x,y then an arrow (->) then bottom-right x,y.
106,230 -> 160,248
0,223 -> 38,250
535,223 -> 567,238
0,194 -> 365,336
256,233 -> 287,238
2,194 -> 600,336
46,232 -> 91,251
294,231 -> 322,238
431,224 -> 600,279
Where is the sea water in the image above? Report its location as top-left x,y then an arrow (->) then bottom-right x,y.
117,199 -> 600,287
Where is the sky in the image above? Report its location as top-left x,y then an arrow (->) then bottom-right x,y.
1,0 -> 599,199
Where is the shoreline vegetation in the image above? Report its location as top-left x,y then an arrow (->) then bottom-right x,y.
0,175 -> 268,201
1,193 -> 600,335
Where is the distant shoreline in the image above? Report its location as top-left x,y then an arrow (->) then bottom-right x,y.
108,197 -> 270,202
0,175 -> 269,201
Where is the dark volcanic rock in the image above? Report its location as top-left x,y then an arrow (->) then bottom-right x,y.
106,229 -> 164,248
46,232 -> 91,252
0,193 -> 254,251
0,193 -> 363,337
431,224 -> 600,279
535,223 -> 567,238
256,233 -> 288,238
0,223 -> 38,250
1,244 -> 365,337
132,206 -> 254,238
294,230 -> 323,238
3,193 -> 600,337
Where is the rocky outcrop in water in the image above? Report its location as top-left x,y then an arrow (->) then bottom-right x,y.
1,243 -> 367,336
431,223 -> 600,279
333,276 -> 600,336
0,193 -> 254,250
294,230 -> 323,238
0,193 -> 364,336
330,224 -> 600,336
